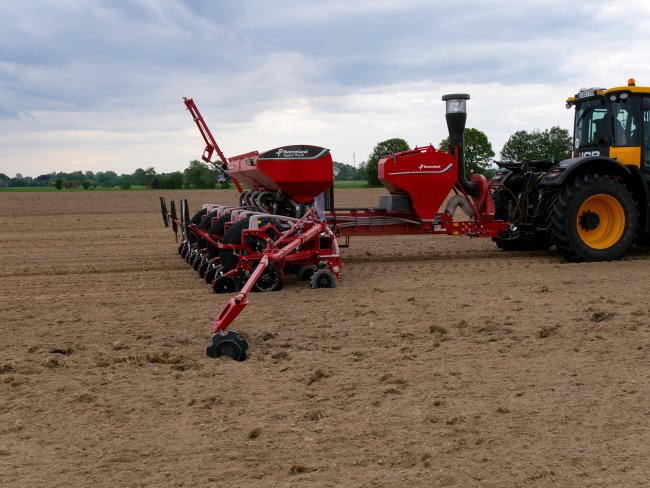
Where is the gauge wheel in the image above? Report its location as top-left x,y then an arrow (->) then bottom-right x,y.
213,274 -> 237,294
310,269 -> 337,289
252,263 -> 284,292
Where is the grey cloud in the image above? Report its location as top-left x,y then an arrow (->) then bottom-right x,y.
0,0 -> 647,175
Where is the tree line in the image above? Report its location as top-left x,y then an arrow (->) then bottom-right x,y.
1,125 -> 571,189
0,161 -> 228,190
1,158 -> 365,189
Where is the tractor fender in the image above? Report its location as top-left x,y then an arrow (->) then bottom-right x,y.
540,156 -> 630,186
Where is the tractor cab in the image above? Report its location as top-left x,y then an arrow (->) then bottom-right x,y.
567,79 -> 650,172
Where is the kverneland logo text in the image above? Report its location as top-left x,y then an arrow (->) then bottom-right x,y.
276,148 -> 309,158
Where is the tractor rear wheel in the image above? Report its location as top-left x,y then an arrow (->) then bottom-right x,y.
550,174 -> 638,261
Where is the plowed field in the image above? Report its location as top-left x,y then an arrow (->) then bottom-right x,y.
1,189 -> 650,487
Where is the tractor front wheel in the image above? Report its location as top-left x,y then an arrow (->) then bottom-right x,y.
550,174 -> 638,261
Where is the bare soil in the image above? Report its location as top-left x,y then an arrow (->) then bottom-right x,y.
1,189 -> 650,487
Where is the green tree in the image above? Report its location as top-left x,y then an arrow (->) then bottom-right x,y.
500,126 -> 571,163
439,128 -> 495,175
357,161 -> 367,180
55,178 -> 63,190
120,178 -> 132,189
35,174 -> 53,187
131,168 -> 146,186
96,171 -> 119,187
183,160 -> 217,189
10,173 -> 26,187
143,167 -> 156,187
334,162 -> 363,181
541,126 -> 572,161
365,138 -> 410,186
160,171 -> 184,189
68,170 -> 84,188
0,173 -> 10,188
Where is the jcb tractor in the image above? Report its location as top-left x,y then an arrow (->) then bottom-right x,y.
491,78 -> 650,261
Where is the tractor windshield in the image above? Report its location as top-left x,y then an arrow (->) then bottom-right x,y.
574,98 -> 609,148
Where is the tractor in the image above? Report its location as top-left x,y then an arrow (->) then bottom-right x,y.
491,78 -> 650,261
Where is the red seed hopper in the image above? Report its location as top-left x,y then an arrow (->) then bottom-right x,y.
227,145 -> 333,204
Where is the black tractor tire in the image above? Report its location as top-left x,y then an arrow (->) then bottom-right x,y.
549,174 -> 638,262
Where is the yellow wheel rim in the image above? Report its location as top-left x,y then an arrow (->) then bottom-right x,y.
576,194 -> 625,249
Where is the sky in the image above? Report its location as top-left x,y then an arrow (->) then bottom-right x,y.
1,0 -> 650,177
